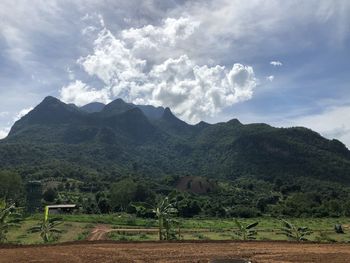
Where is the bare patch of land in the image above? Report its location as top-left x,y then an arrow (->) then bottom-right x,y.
1,241 -> 350,263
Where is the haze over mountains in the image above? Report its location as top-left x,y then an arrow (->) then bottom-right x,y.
1,96 -> 350,185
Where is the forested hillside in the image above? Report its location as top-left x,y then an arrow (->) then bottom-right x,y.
1,96 -> 350,218
1,96 -> 349,183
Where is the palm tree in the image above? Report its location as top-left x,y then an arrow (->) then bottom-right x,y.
234,219 -> 259,240
279,220 -> 312,242
0,201 -> 22,243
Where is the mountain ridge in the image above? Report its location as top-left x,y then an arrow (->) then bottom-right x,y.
1,96 -> 350,185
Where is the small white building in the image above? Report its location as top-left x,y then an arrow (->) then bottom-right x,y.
46,204 -> 77,214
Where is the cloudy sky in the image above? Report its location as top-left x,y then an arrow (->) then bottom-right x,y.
0,0 -> 350,146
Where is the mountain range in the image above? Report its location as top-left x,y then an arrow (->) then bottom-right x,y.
1,96 -> 350,184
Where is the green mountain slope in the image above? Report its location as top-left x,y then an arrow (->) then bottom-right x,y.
1,96 -> 350,184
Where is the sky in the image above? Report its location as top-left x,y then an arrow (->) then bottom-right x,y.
0,0 -> 350,147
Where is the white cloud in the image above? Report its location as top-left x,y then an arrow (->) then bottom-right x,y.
0,112 -> 9,118
14,107 -> 34,121
122,17 -> 199,47
60,80 -> 111,106
266,75 -> 274,81
270,61 -> 283,67
69,17 -> 257,123
182,1 -> 350,62
0,127 -> 10,139
121,17 -> 200,61
67,67 -> 75,80
0,1 -> 61,66
281,105 -> 350,148
147,56 -> 256,122
78,28 -> 147,92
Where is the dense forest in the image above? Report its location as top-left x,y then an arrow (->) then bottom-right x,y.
1,96 -> 350,218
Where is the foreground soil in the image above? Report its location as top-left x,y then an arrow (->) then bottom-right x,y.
1,241 -> 350,263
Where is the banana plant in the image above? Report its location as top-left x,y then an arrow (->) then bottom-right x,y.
0,201 -> 22,243
153,196 -> 178,240
279,220 -> 312,242
28,206 -> 62,243
233,219 -> 259,240
133,194 -> 178,240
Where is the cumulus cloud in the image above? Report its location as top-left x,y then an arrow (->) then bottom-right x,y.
0,108 -> 33,139
147,56 -> 256,121
65,17 -> 257,123
266,75 -> 274,81
121,17 -> 200,61
14,107 -> 34,121
270,61 -> 283,67
0,127 -> 10,139
60,80 -> 111,106
282,105 -> 350,148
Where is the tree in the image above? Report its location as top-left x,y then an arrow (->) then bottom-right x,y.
83,197 -> 99,214
343,200 -> 350,217
279,220 -> 312,242
153,196 -> 178,240
0,171 -> 23,202
26,181 -> 43,213
133,195 -> 178,240
28,207 -> 62,243
29,217 -> 63,243
233,219 -> 259,240
43,188 -> 57,202
110,178 -> 137,211
0,201 -> 22,243
334,224 -> 344,234
325,200 -> 342,217
98,198 -> 111,214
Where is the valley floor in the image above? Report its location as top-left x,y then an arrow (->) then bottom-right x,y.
1,240 -> 350,263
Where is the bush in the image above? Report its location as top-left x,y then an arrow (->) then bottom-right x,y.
43,188 -> 57,203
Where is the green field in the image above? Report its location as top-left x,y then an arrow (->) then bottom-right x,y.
4,214 -> 350,244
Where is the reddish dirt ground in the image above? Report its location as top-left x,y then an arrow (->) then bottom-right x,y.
87,224 -> 112,241
1,241 -> 350,263
87,225 -> 158,240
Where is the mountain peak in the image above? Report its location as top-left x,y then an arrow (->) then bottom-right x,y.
136,104 -> 165,120
101,98 -> 135,117
80,102 -> 106,113
195,121 -> 211,129
108,98 -> 127,106
158,107 -> 194,136
162,107 -> 175,120
41,96 -> 61,104
228,118 -> 242,126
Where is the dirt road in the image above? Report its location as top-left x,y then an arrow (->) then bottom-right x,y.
87,225 -> 111,241
1,241 -> 350,263
87,225 -> 159,240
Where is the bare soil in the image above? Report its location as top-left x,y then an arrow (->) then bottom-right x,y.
87,224 -> 112,241
87,225 -> 158,240
1,241 -> 350,263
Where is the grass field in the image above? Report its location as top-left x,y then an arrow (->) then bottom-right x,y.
4,214 -> 350,244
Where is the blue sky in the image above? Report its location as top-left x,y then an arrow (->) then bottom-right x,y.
0,0 -> 350,146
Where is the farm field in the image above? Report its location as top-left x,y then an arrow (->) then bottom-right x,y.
4,214 -> 350,244
1,241 -> 350,263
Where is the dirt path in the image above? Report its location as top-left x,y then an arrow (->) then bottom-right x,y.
1,241 -> 350,262
87,225 -> 159,241
87,225 -> 111,241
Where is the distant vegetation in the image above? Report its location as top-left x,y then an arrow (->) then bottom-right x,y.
1,168 -> 350,220
1,97 -> 350,244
